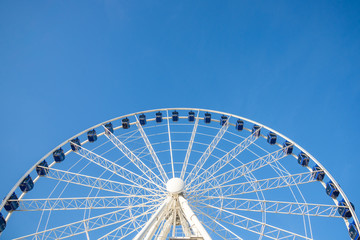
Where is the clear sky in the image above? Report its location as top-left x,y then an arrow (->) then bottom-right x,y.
0,0 -> 359,239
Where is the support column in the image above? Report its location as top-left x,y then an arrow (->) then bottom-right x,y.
178,195 -> 212,240
134,197 -> 172,240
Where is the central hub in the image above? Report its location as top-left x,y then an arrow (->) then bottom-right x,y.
166,178 -> 185,194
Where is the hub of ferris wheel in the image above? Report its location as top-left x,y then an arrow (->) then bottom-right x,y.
133,178 -> 211,240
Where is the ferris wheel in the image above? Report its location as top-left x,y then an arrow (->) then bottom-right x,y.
0,108 -> 359,240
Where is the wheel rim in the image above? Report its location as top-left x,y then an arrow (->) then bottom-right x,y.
1,108 -> 358,239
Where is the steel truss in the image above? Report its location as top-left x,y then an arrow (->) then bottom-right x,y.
14,204 -> 160,239
188,126 -> 262,191
191,197 -> 342,218
1,108 -> 358,240
12,196 -> 164,212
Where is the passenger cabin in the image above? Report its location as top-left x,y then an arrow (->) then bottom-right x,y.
204,112 -> 211,124
172,111 -> 179,122
36,160 -> 49,176
282,141 -> 293,155
139,114 -> 146,126
53,148 -> 65,162
188,111 -> 195,122
122,118 -> 130,129
4,192 -> 19,212
297,152 -> 309,167
267,132 -> 277,145
312,165 -> 325,181
104,122 -> 114,134
0,212 -> 6,233
87,129 -> 97,142
236,120 -> 244,131
70,138 -> 81,151
326,181 -> 340,199
338,199 -> 355,219
349,221 -> 360,240
252,125 -> 261,137
20,175 -> 34,192
220,115 -> 228,126
156,112 -> 163,123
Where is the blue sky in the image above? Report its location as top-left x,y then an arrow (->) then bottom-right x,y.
0,0 -> 359,238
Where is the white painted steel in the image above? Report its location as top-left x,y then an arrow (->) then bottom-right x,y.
103,128 -> 165,188
133,197 -> 171,240
185,116 -> 230,185
166,178 -> 185,194
1,108 -> 358,239
181,110 -> 200,180
135,115 -> 169,182
179,195 -> 212,240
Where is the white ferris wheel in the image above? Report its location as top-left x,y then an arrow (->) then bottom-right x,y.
0,108 -> 359,240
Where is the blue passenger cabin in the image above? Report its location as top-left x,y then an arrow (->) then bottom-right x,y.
0,212 -> 6,233
326,181 -> 339,199
297,152 -> 309,167
312,165 -> 325,181
349,221 -> 360,240
20,175 -> 34,192
4,192 -> 19,212
87,129 -> 97,142
338,199 -> 355,219
156,112 -> 163,123
104,122 -> 114,134
122,118 -> 130,129
53,148 -> 65,162
139,114 -> 146,126
282,141 -> 293,155
252,125 -> 261,137
220,115 -> 228,126
70,138 -> 81,151
267,132 -> 277,145
204,112 -> 211,124
172,111 -> 179,122
188,111 -> 195,122
36,160 -> 49,176
236,120 -> 244,131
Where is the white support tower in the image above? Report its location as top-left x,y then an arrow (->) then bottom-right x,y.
134,178 -> 211,240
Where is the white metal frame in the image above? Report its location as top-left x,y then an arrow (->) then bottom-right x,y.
1,108 -> 358,239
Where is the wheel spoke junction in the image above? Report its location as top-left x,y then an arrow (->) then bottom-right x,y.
0,108 -> 358,240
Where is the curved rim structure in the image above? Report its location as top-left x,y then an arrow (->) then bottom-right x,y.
0,108 -> 359,239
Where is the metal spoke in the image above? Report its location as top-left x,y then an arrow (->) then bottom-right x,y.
191,197 -> 341,218
180,110 -> 200,180
193,209 -> 244,240
102,126 -> 166,188
196,203 -> 312,240
166,110 -> 175,178
13,196 -> 164,211
74,142 -> 165,191
188,126 -> 262,191
43,166 -> 161,196
98,206 -> 154,240
189,146 -> 288,192
14,204 -> 160,240
135,115 -> 169,182
185,116 -> 230,185
191,171 -> 319,197
98,220 -> 141,240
